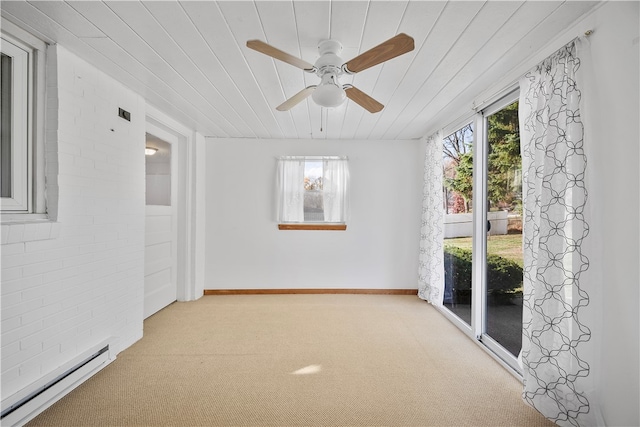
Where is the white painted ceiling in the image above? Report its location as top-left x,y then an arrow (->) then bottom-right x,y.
1,1 -> 600,140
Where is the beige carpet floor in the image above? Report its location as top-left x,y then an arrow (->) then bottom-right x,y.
26,294 -> 554,426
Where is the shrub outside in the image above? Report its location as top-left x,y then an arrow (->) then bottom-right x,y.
443,245 -> 523,304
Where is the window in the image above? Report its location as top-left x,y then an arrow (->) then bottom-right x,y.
1,22 -> 46,216
1,34 -> 30,211
145,135 -> 172,206
276,156 -> 349,230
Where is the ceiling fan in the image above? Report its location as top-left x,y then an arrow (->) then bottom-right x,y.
246,33 -> 414,113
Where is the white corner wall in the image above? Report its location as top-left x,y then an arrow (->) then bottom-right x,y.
1,45 -> 146,400
205,138 -> 423,290
578,2 -> 639,425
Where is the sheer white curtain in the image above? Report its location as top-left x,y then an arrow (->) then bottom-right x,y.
277,158 -> 305,222
519,39 -> 600,426
418,132 -> 444,304
322,159 -> 349,223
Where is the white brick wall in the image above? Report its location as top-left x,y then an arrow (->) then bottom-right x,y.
1,45 -> 146,399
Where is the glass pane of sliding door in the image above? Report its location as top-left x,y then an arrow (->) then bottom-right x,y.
442,123 -> 474,326
439,94 -> 523,370
483,99 -> 523,358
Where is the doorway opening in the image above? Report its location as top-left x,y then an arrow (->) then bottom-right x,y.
144,131 -> 178,319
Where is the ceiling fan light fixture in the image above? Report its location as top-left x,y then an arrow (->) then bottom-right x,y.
312,83 -> 346,108
312,72 -> 346,108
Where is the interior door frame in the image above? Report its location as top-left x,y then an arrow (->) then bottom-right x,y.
146,105 -> 205,303
144,122 -> 179,318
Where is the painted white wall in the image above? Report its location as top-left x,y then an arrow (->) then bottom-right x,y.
576,3 -> 639,425
205,138 -> 423,290
193,132 -> 207,299
1,45 -> 145,399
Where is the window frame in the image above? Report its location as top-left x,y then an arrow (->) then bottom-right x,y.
276,156 -> 349,231
1,19 -> 47,218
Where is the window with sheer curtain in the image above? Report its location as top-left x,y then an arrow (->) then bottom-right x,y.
276,156 -> 349,227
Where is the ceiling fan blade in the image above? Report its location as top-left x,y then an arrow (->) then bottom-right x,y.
276,86 -> 316,111
344,86 -> 384,113
343,33 -> 414,74
246,40 -> 315,71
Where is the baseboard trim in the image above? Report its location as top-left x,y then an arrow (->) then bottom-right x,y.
204,289 -> 417,296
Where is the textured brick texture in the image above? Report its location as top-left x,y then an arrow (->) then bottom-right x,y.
1,45 -> 146,399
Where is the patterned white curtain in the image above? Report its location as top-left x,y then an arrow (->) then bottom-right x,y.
277,158 -> 305,222
519,40 -> 597,426
418,132 -> 444,305
322,159 -> 350,223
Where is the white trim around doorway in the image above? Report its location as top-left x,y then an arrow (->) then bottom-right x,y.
146,105 -> 206,303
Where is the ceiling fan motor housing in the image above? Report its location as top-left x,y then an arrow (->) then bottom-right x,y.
312,39 -> 347,108
314,39 -> 344,74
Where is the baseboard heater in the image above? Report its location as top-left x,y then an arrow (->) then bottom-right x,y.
1,342 -> 113,427
204,289 -> 418,295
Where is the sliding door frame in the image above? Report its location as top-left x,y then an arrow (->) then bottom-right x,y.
472,107 -> 488,343
437,89 -> 522,376
476,90 -> 522,372
439,113 -> 476,339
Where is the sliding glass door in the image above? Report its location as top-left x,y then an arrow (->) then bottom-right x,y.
441,92 -> 523,371
442,123 -> 474,327
482,97 -> 522,361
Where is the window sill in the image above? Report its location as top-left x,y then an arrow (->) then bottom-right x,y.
278,223 -> 347,231
1,216 -> 61,245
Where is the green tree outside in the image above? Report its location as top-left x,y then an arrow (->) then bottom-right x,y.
443,101 -> 521,214
487,101 -> 521,212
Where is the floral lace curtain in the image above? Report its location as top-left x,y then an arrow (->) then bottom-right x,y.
418,132 -> 444,305
519,39 -> 598,426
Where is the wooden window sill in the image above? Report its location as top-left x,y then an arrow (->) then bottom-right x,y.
278,223 -> 347,231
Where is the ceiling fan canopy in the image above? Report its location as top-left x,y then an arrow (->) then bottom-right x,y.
246,33 -> 414,113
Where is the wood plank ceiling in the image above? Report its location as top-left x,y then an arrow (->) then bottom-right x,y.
1,1 -> 600,140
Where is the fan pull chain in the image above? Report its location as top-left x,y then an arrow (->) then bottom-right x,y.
320,108 -> 324,132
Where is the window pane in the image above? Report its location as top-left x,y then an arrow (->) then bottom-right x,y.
1,33 -> 38,212
304,160 -> 324,222
442,123 -> 474,326
484,100 -> 523,357
277,157 -> 348,225
145,136 -> 171,206
1,53 -> 12,198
